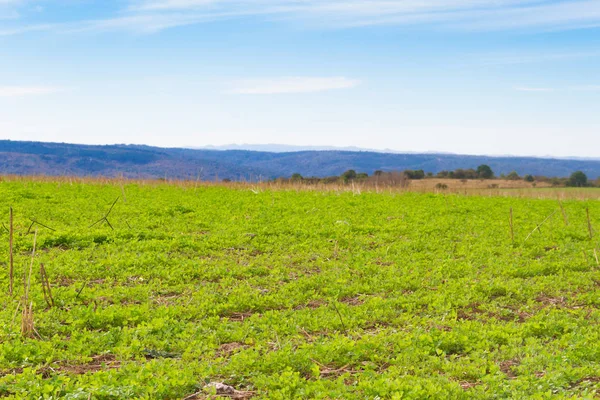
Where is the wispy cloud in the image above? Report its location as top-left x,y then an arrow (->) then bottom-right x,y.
4,0 -> 600,35
229,77 -> 360,94
569,85 -> 600,91
0,86 -> 62,97
516,85 -> 600,92
0,23 -> 57,36
127,0 -> 600,31
132,0 -> 219,12
515,87 -> 555,92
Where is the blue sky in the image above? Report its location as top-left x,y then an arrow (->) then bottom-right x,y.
1,0 -> 599,157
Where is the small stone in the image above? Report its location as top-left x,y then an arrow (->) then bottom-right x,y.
205,382 -> 236,395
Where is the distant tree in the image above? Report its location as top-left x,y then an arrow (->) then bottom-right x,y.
291,173 -> 303,181
506,171 -> 520,180
477,164 -> 494,179
437,170 -> 450,178
454,168 -> 478,179
374,170 -> 384,176
567,171 -> 588,187
453,169 -> 466,179
404,169 -> 425,180
524,174 -> 535,182
356,172 -> 369,179
341,170 -> 357,181
426,172 -> 433,178
222,178 -> 232,183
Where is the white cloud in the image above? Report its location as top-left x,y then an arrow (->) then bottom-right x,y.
229,77 -> 360,94
0,86 -> 61,97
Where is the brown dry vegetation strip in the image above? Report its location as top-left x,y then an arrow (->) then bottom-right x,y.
456,297 -> 598,323
184,391 -> 255,400
311,360 -> 362,378
569,376 -> 600,388
221,296 -> 368,321
2,174 -> 599,200
457,302 -> 530,323
1,354 -> 121,378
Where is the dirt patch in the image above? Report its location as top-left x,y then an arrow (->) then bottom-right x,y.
310,360 -> 361,379
294,300 -> 326,310
458,380 -> 482,390
184,382 -> 255,400
153,292 -> 184,306
535,295 -> 567,307
184,391 -> 255,400
339,296 -> 365,306
373,259 -> 394,266
222,312 -> 257,322
457,303 -> 485,321
458,303 -> 530,323
498,359 -> 520,379
216,342 -> 249,357
430,324 -> 453,332
570,376 -> 600,388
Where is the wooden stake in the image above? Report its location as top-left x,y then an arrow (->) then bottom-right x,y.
22,231 -> 37,338
331,300 -> 347,335
40,263 -> 54,308
9,207 -> 13,296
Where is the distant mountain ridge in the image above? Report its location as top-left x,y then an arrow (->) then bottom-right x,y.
195,143 -> 456,154
1,140 -> 599,180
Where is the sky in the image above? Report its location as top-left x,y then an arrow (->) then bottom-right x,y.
1,0 -> 599,157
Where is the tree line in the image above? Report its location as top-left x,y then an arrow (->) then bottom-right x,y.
281,165 -> 594,188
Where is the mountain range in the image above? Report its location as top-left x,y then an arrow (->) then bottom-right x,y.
1,140 -> 599,180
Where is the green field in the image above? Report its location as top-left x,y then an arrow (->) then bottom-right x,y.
0,181 -> 599,399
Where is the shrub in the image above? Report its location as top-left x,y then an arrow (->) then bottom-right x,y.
476,165 -> 494,179
506,171 -> 520,180
567,171 -> 588,187
341,170 -> 357,181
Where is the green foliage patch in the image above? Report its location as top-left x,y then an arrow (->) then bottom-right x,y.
0,181 -> 599,398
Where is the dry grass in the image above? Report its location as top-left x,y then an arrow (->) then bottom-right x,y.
1,174 -> 599,200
